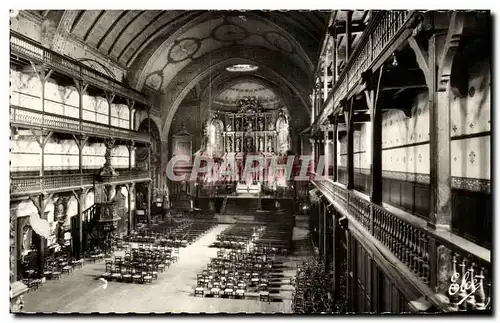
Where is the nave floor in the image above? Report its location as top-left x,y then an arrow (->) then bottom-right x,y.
22,224 -> 311,313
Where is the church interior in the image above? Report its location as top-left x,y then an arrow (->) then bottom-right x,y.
9,10 -> 491,314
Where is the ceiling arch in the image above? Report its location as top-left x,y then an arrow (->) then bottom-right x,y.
131,13 -> 318,93
212,79 -> 282,108
158,47 -> 310,141
197,73 -> 309,135
36,10 -> 328,79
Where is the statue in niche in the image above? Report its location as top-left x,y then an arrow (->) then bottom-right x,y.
267,137 -> 273,152
235,119 -> 241,131
258,137 -> 264,152
268,121 -> 275,131
235,137 -> 241,152
258,117 -> 264,131
227,137 -> 232,152
22,226 -> 32,255
245,137 -> 253,152
246,120 -> 253,132
227,120 -> 232,131
276,110 -> 290,152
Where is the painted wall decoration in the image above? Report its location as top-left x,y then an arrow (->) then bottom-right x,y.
337,59 -> 490,192
139,15 -> 309,93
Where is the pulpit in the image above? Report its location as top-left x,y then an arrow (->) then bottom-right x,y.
95,201 -> 121,256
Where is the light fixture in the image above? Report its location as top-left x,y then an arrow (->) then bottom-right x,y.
226,64 -> 259,72
392,53 -> 398,67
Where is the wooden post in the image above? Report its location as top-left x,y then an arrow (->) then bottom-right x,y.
71,188 -> 88,260
147,181 -> 152,224
31,131 -> 53,178
318,199 -> 323,259
73,79 -> 88,129
127,99 -> 135,130
29,193 -> 53,276
126,183 -> 135,234
73,135 -> 89,185
323,201 -> 327,264
324,48 -> 329,101
408,13 -> 463,229
344,99 -> 354,189
332,116 -> 338,182
346,11 -> 353,61
309,138 -> 316,176
105,92 -> 115,129
332,36 -> 338,82
364,69 -> 383,204
324,128 -> 329,179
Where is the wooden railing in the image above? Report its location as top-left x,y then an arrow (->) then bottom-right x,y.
10,32 -> 149,106
315,10 -> 415,127
313,178 -> 491,312
10,105 -> 150,143
10,170 -> 151,196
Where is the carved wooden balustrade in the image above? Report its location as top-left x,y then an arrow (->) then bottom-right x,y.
313,178 -> 491,312
10,32 -> 148,106
10,105 -> 150,143
10,170 -> 151,196
316,10 -> 415,126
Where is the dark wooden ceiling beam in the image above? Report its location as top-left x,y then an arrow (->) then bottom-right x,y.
117,11 -> 166,62
96,10 -> 128,50
107,11 -> 144,56
83,10 -> 105,42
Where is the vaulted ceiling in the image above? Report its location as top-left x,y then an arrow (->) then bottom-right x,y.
22,10 -> 331,139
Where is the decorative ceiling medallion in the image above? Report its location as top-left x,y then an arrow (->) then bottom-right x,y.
168,38 -> 200,63
264,31 -> 294,53
213,24 -> 248,42
145,71 -> 163,90
226,64 -> 259,72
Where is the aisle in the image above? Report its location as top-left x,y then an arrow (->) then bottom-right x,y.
22,224 -> 229,313
21,223 -> 292,313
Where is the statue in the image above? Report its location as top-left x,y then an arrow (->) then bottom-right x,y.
245,137 -> 253,152
259,137 -> 264,152
235,137 -> 241,152
235,119 -> 241,131
227,121 -> 232,131
267,137 -> 273,152
227,137 -> 232,152
258,118 -> 264,131
21,226 -> 31,255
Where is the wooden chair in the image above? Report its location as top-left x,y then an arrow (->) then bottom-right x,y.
235,289 -> 245,299
194,287 -> 204,297
122,270 -> 133,283
62,265 -> 72,275
143,273 -> 153,284
259,291 -> 270,302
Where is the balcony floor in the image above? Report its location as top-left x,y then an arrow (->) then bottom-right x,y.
21,224 -> 312,314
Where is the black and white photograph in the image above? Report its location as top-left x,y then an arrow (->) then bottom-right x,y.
7,6 -> 493,315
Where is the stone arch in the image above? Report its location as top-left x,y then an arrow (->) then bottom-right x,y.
199,73 -> 309,132
158,45 -> 313,143
127,12 -> 314,89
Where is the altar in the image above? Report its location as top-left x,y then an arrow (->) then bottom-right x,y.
199,96 -> 292,190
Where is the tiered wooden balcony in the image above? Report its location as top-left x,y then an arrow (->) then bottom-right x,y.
315,10 -> 416,127
10,105 -> 150,143
312,178 -> 491,312
10,32 -> 148,106
10,169 -> 151,196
